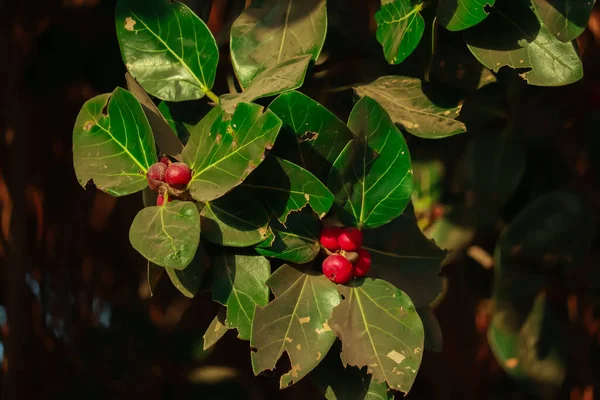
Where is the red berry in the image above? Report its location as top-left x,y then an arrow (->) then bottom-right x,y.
156,194 -> 173,206
338,228 -> 363,251
147,162 -> 167,190
322,254 -> 353,284
160,156 -> 172,166
320,226 -> 342,251
165,162 -> 192,188
353,249 -> 372,277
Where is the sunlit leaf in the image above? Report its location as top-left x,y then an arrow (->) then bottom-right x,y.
220,55 -> 312,114
354,76 -> 466,139
328,96 -> 413,228
203,307 -> 231,350
73,87 -> 156,196
330,278 -> 424,394
256,209 -> 321,264
230,0 -> 327,89
244,155 -> 334,223
166,243 -> 209,298
129,200 -> 201,269
362,203 -> 446,308
269,91 -> 354,182
532,0 -> 595,42
199,188 -> 270,247
212,253 -> 271,340
116,0 -> 219,101
375,0 -> 424,65
437,0 -> 495,31
464,2 -> 583,86
251,264 -> 340,388
181,103 -> 282,202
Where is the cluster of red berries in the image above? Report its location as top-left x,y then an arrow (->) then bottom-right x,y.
146,157 -> 192,205
320,226 -> 371,284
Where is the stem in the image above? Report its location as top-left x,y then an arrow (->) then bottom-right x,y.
206,89 -> 220,104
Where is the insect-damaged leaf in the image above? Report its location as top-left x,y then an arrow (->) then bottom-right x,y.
375,0 -> 425,65
328,96 -> 413,229
116,0 -> 219,101
330,278 -> 424,395
212,254 -> 271,341
256,209 -> 321,265
220,55 -> 312,114
230,0 -> 327,89
129,201 -> 201,270
269,91 -> 353,183
464,1 -> 583,87
243,155 -> 334,224
181,102 -> 282,202
73,87 -> 157,196
354,76 -> 466,139
251,264 -> 340,388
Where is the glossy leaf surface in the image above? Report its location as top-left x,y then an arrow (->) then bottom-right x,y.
375,1 -> 424,65
437,0 -> 495,31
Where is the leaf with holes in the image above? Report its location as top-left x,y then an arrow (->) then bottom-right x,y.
532,0 -> 595,42
328,96 -> 413,229
220,55 -> 312,114
199,187 -> 271,247
230,0 -> 327,89
362,203 -> 446,308
73,87 -> 156,196
212,253 -> 271,341
268,91 -> 354,183
166,242 -> 208,298
256,209 -> 321,264
181,102 -> 282,202
129,201 -> 201,269
330,278 -> 424,394
437,0 -> 495,31
251,264 -> 340,388
116,0 -> 219,101
203,307 -> 231,350
354,76 -> 466,139
464,2 -> 583,86
244,155 -> 334,223
375,0 -> 424,65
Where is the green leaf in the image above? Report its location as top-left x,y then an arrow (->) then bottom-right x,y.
157,101 -> 192,143
181,103 -> 282,202
353,76 -> 466,139
211,253 -> 271,340
125,72 -> 184,157
437,0 -> 496,31
203,307 -> 231,350
268,91 -> 354,183
311,342 -> 393,400
129,200 -> 201,269
73,87 -> 157,196
464,2 -> 583,86
417,307 -> 443,352
251,264 -> 341,388
532,0 -> 595,42
199,187 -> 270,247
220,55 -> 312,114
116,0 -> 219,101
464,132 -> 526,221
230,0 -> 327,89
244,155 -> 334,223
330,278 -> 424,394
328,96 -> 413,229
375,1 -> 425,65
165,243 -> 208,298
362,203 -> 447,308
256,209 -> 321,264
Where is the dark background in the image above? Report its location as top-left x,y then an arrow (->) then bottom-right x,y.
1,0 -> 600,399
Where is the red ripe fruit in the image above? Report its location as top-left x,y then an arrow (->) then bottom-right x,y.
165,162 -> 192,188
147,162 -> 167,190
322,254 -> 353,284
353,249 -> 372,277
160,156 -> 172,166
319,226 -> 342,251
338,228 -> 363,251
156,194 -> 173,206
